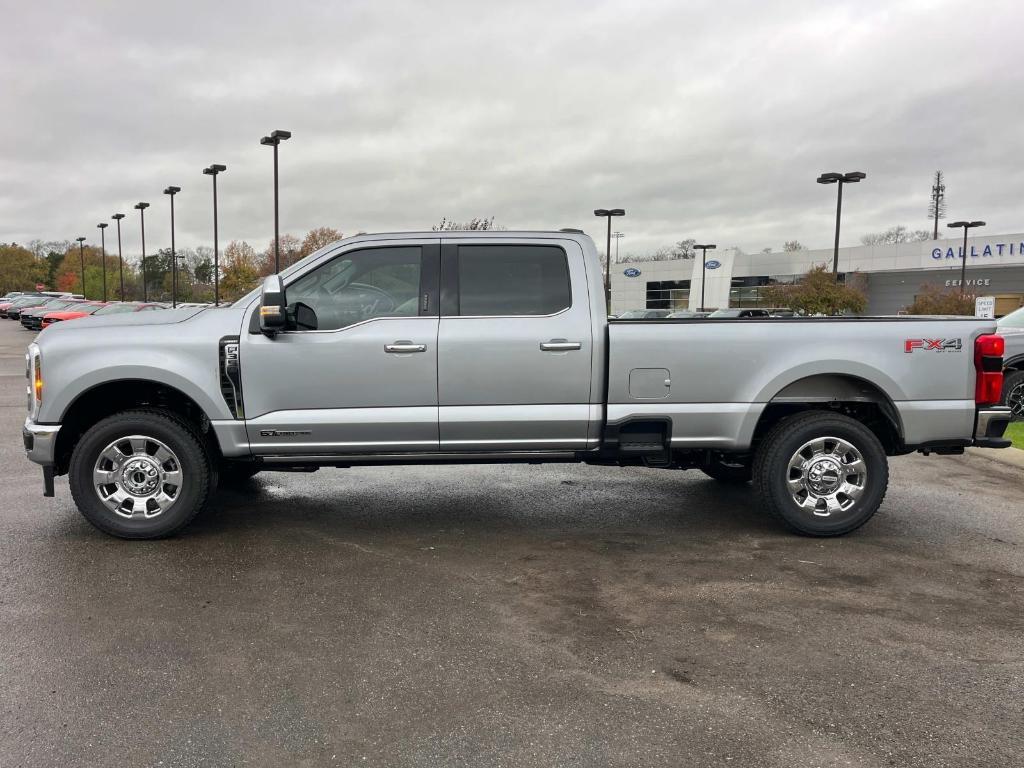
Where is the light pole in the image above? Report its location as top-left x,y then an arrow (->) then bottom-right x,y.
694,243 -> 717,311
164,186 -> 181,307
96,222 -> 109,302
947,220 -> 985,295
75,237 -> 87,297
112,213 -> 125,300
203,164 -> 227,305
817,171 -> 866,277
612,231 -> 624,262
593,208 -> 625,313
134,202 -> 150,301
260,129 -> 291,273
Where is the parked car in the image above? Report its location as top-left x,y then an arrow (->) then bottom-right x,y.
666,310 -> 711,319
1,295 -> 50,318
92,302 -> 167,316
616,309 -> 673,319
21,299 -> 91,330
766,307 -> 796,317
996,306 -> 1024,419
40,301 -> 108,328
23,230 -> 1010,540
708,308 -> 772,319
6,296 -> 71,321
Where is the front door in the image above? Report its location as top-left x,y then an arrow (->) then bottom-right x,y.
437,239 -> 594,451
240,241 -> 440,455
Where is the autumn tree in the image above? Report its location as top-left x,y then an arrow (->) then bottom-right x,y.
783,240 -> 806,252
220,240 -> 261,301
53,245 -> 125,299
861,226 -> 930,246
761,264 -> 867,315
433,216 -> 503,231
621,239 -> 695,264
300,227 -> 344,257
258,234 -> 302,276
902,284 -> 976,315
0,243 -> 46,294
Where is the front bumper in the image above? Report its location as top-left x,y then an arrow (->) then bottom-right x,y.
23,418 -> 60,465
974,407 -> 1011,449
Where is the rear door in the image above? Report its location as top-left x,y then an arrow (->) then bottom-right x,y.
437,239 -> 594,451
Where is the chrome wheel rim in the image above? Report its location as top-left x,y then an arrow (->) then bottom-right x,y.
1007,381 -> 1024,420
786,436 -> 867,517
93,435 -> 183,519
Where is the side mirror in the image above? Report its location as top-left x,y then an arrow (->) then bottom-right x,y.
291,301 -> 318,331
259,275 -> 287,336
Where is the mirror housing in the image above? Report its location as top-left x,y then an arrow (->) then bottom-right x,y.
259,275 -> 287,336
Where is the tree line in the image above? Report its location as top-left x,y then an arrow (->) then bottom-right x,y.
0,227 -> 345,303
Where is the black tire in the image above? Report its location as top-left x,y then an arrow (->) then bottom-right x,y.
700,458 -> 752,484
1001,370 -> 1024,421
69,409 -> 212,539
753,411 -> 888,537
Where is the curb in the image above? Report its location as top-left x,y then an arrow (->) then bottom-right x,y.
966,445 -> 1024,470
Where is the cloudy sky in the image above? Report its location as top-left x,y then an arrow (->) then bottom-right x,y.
1,0 -> 1022,259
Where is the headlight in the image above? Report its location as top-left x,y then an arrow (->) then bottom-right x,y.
26,344 -> 41,419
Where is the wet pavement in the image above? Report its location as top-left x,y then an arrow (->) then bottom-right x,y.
0,319 -> 1022,767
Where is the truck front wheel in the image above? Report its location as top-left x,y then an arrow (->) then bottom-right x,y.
753,411 -> 888,536
69,409 -> 212,539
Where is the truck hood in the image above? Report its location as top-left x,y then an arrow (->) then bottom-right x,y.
46,306 -> 209,331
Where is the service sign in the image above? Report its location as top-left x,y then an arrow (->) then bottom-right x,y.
975,296 -> 995,319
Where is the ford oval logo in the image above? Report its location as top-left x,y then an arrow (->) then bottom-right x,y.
704,259 -> 721,270
623,267 -> 642,277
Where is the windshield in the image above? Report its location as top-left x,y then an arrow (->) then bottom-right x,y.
92,303 -> 140,315
997,307 -> 1024,328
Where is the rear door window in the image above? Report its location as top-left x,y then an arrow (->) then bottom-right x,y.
453,245 -> 570,316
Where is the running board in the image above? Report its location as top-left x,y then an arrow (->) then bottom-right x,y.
258,450 -> 581,467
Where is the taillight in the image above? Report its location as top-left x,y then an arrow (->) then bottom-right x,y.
974,334 -> 1004,405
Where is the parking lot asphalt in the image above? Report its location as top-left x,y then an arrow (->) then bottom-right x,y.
0,319 -> 1022,768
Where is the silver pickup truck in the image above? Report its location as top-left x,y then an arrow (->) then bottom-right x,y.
23,230 -> 1011,539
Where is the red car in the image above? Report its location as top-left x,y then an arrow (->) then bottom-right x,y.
42,301 -> 166,328
40,301 -> 108,328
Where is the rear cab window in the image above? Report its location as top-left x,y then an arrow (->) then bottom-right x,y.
447,244 -> 571,316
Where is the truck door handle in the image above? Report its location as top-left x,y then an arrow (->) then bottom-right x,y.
540,340 -> 582,352
385,341 -> 427,353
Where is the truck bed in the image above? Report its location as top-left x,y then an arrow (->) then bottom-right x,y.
606,316 -> 997,450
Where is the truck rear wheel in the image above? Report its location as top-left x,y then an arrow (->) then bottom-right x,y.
69,409 -> 212,539
753,411 -> 888,536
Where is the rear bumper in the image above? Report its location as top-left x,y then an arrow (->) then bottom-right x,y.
23,418 -> 60,465
974,407 -> 1011,449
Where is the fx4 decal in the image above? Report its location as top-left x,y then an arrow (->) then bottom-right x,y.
904,338 -> 962,353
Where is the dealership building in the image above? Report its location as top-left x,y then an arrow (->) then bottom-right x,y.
609,232 -> 1024,317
